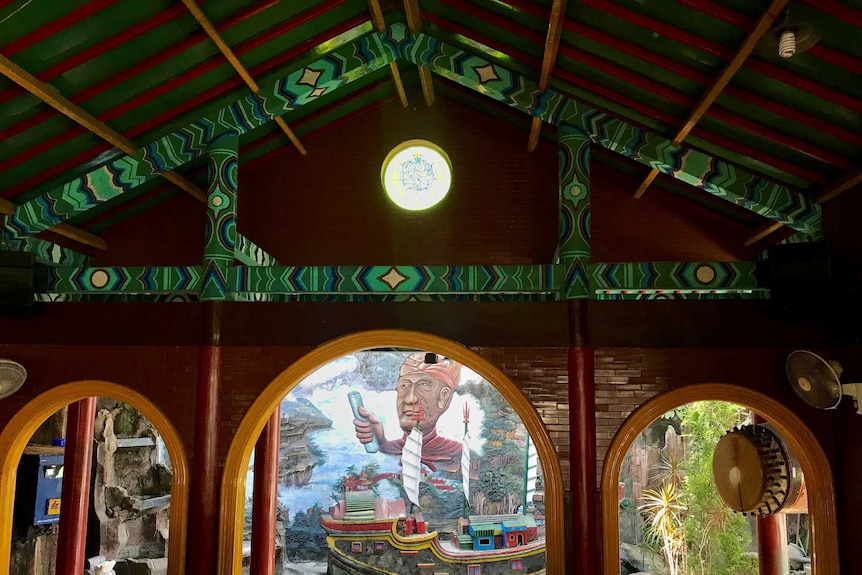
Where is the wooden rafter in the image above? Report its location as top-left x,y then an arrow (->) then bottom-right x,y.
632,0 -> 788,200
528,0 -> 567,152
368,0 -> 408,107
0,52 -> 206,206
0,197 -> 107,250
405,0 -> 434,106
180,0 -> 307,155
745,165 -> 861,246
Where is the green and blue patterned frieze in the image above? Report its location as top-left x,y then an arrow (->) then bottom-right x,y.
595,290 -> 768,301
590,262 -> 760,292
400,31 -> 566,123
236,293 -> 558,303
259,27 -> 393,119
235,233 -> 278,267
202,131 -> 239,301
559,128 -> 591,300
0,232 -> 89,266
42,266 -> 201,295
231,264 -> 558,294
556,103 -> 821,235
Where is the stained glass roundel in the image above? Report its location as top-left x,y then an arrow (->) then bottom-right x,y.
381,140 -> 452,210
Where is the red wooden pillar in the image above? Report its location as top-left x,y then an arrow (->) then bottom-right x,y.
55,397 -> 96,575
753,413 -> 789,575
251,406 -> 281,575
568,300 -> 598,574
188,302 -> 222,575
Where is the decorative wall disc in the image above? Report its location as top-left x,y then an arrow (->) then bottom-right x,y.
381,139 -> 452,211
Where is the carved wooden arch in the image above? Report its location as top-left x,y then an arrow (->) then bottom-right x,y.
218,329 -> 566,575
0,381 -> 189,575
601,383 -> 839,574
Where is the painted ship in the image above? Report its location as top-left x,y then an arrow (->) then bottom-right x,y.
320,404 -> 545,575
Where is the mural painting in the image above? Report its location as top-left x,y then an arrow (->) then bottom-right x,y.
245,351 -> 546,574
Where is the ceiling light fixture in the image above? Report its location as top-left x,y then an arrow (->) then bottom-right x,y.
381,140 -> 452,211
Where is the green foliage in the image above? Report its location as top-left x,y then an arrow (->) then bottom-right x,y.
677,401 -> 753,575
285,505 -> 327,561
639,483 -> 686,575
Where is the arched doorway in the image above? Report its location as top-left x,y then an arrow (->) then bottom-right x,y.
601,383 -> 839,574
0,381 -> 190,575
218,329 -> 566,575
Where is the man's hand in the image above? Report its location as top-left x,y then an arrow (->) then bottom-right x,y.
354,405 -> 386,445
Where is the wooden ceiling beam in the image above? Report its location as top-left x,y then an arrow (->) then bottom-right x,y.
180,0 -> 307,155
633,0 -> 788,200
0,197 -> 107,251
0,52 -> 206,204
368,0 -> 408,107
404,0 -> 434,106
745,167 -> 861,245
528,0 -> 567,152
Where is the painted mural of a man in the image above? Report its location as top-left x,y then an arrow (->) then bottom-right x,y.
354,352 -> 462,471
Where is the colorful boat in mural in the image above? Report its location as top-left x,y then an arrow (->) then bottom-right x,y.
320,399 -> 546,575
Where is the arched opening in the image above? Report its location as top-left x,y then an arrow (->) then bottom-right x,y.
602,383 -> 839,574
218,329 -> 566,575
0,381 -> 190,575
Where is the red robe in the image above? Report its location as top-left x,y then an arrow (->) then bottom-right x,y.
379,427 -> 463,472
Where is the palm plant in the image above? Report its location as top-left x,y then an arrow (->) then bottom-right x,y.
639,483 -> 686,575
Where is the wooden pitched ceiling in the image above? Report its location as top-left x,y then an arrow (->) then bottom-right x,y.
0,0 -> 859,259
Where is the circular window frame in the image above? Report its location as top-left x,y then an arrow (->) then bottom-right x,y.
381,139 -> 452,211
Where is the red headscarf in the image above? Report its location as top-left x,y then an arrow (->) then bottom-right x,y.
399,352 -> 462,389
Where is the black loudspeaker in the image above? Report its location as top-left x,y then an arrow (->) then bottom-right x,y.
0,251 -> 36,311
760,242 -> 834,315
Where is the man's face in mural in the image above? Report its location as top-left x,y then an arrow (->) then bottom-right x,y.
396,372 -> 454,433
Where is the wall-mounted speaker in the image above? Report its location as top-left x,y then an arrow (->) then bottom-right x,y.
0,251 -> 36,312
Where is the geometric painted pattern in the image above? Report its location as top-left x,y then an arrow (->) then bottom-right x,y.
5,26 -> 819,244
590,261 -> 759,290
202,131 -> 239,301
594,290 -> 768,301
398,29 -> 821,238
558,128 -> 591,299
230,264 -> 558,294
43,266 -> 201,294
1,232 -> 89,266
234,234 -> 277,267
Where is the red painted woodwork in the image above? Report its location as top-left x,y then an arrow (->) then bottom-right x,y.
187,304 -> 223,575
568,318 -> 598,575
751,413 -> 789,575
251,407 -> 281,575
55,397 -> 97,575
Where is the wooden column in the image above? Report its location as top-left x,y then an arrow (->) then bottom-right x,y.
55,397 -> 96,575
251,406 -> 281,575
187,302 -> 222,575
568,299 -> 597,574
752,413 -> 790,575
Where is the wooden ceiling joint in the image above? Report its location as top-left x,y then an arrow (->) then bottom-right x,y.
632,0 -> 788,200
404,0 -> 434,106
368,0 -> 408,107
180,0 -> 307,155
0,197 -> 107,251
816,166 -> 862,205
0,52 -> 206,205
528,0 -> 567,152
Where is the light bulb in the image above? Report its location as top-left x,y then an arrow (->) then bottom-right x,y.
778,29 -> 796,59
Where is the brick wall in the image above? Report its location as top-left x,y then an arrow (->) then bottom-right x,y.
594,348 -> 668,487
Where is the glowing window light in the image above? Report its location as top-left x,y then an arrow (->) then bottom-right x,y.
381,140 -> 452,211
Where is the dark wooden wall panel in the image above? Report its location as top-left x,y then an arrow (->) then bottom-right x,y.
90,196 -> 206,267
589,155 -> 757,262
238,97 -> 560,265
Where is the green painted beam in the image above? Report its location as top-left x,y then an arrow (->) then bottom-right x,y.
44,266 -> 201,295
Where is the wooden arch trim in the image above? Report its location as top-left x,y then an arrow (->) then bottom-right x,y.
0,381 -> 190,575
218,329 -> 566,575
600,383 -> 839,574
